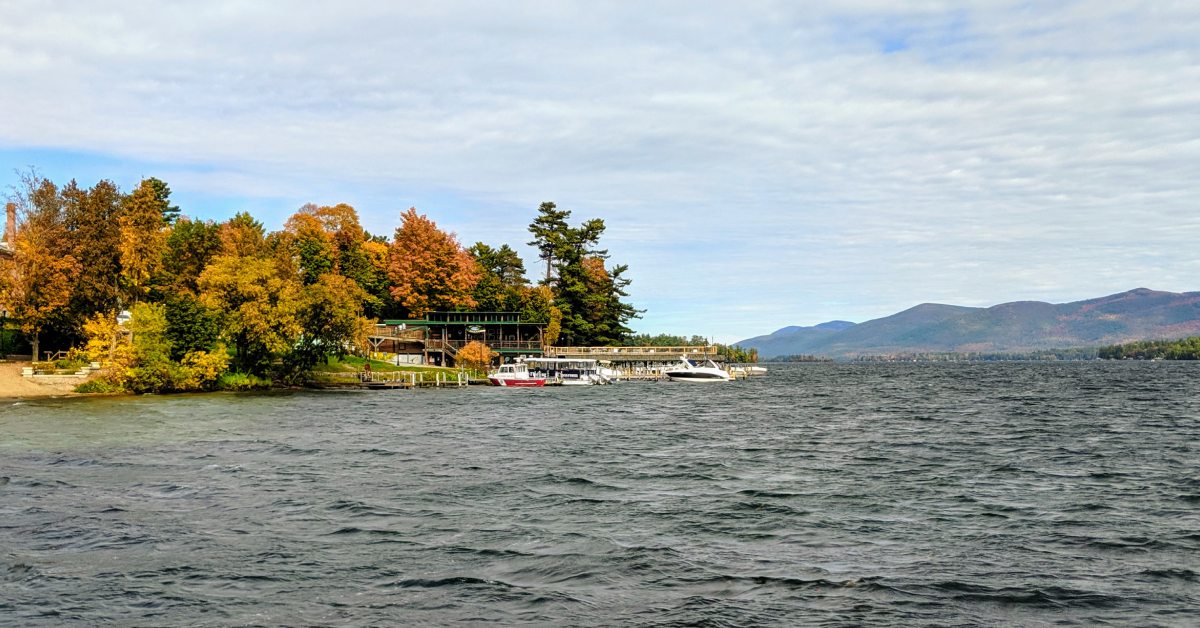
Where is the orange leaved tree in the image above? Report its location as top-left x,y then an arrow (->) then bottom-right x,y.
387,208 -> 479,317
457,340 -> 496,374
0,175 -> 80,360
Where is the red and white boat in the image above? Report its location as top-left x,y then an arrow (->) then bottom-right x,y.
487,362 -> 547,387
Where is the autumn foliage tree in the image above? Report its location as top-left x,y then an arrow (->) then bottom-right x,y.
159,218 -> 222,296
457,340 -> 496,373
0,175 -> 80,360
387,207 -> 479,317
284,204 -> 339,284
62,179 -> 124,337
119,178 -> 170,304
291,273 -> 372,370
198,254 -> 302,376
357,237 -> 395,318
219,212 -> 268,258
199,214 -> 300,375
1,169 -> 654,389
283,203 -> 389,318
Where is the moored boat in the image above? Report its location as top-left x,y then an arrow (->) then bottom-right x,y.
524,357 -> 614,385
664,356 -> 732,382
487,363 -> 547,387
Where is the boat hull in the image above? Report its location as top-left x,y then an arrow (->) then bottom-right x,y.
489,377 -> 546,387
665,372 -> 730,382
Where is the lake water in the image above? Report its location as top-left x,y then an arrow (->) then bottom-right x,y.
2,363 -> 1198,626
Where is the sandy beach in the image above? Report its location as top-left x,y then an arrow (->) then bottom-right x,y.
0,362 -> 85,399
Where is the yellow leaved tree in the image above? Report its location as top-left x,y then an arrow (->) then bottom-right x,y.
0,176 -> 80,361
118,178 -> 169,304
199,254 -> 302,376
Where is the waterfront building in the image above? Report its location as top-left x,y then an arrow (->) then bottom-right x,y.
368,311 -> 546,367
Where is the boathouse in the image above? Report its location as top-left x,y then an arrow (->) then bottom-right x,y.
367,311 -> 546,367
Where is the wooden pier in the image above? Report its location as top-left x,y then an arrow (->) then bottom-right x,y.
340,343 -> 763,389
325,370 -> 470,390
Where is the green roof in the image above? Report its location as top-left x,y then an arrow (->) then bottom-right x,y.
381,319 -> 543,326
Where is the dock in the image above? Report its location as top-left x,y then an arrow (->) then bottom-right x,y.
326,370 -> 471,389
339,343 -> 765,390
545,345 -> 736,381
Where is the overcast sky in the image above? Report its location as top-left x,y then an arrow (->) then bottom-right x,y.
1,1 -> 1197,342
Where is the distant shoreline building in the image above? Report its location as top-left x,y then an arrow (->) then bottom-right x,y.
1,202 -> 15,259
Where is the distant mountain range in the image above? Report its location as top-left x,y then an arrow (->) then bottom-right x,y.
737,288 -> 1200,359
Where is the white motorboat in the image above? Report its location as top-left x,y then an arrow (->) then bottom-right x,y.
664,356 -> 731,382
487,362 -> 547,387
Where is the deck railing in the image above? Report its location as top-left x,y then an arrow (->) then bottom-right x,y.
436,339 -> 542,352
367,332 -> 543,357
370,326 -> 428,341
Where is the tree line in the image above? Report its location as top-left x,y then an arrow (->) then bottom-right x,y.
774,339 -> 1200,362
0,173 -> 643,391
1097,337 -> 1200,360
849,348 -> 1100,362
772,354 -> 833,362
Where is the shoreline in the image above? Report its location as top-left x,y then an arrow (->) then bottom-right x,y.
0,362 -> 86,400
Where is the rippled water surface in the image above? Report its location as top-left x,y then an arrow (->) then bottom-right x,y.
2,363 -> 1199,626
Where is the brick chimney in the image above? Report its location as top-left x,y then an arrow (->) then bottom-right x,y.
5,202 -> 14,249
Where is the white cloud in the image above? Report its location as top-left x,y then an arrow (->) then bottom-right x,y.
1,1 -> 1197,341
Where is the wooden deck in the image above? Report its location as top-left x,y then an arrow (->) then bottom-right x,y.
327,370 -> 470,389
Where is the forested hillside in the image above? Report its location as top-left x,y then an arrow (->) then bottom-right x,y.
739,289 -> 1200,358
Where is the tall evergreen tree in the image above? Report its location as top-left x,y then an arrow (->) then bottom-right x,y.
163,294 -> 219,361
528,207 -> 639,346
469,242 -> 528,312
144,177 -> 181,225
526,201 -> 570,283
